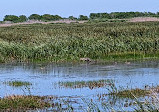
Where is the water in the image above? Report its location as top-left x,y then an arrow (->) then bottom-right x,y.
0,60 -> 159,111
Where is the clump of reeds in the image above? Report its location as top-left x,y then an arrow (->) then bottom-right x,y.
58,79 -> 113,89
134,90 -> 159,111
0,95 -> 51,111
4,81 -> 32,87
113,88 -> 150,99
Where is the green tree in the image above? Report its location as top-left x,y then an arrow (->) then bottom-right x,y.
41,14 -> 62,21
3,15 -> 19,23
19,15 -> 28,22
78,15 -> 89,20
89,12 -> 159,20
68,16 -> 77,20
53,15 -> 62,20
90,13 -> 100,19
157,12 -> 159,17
101,13 -> 111,19
41,14 -> 53,21
28,14 -> 41,20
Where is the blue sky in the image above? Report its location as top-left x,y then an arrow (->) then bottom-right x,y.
0,0 -> 159,20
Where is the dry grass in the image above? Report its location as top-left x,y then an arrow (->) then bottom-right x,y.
129,17 -> 159,22
0,95 -> 51,111
0,19 -> 88,27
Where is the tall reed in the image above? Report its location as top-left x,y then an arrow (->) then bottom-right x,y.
0,22 -> 159,62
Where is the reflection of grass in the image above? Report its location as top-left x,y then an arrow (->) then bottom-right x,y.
59,80 -> 113,89
85,88 -> 158,111
135,91 -> 159,112
0,95 -> 51,111
4,81 -> 32,87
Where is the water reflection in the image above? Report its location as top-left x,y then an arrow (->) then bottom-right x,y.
0,60 -> 159,111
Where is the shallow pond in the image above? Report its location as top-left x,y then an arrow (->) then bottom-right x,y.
0,60 -> 159,111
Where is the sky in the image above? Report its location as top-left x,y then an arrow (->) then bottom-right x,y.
0,0 -> 159,20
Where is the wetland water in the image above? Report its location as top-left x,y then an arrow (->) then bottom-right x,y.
0,60 -> 159,111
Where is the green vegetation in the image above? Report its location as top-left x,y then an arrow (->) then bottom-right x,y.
112,88 -> 150,99
28,14 -> 41,20
90,12 -> 159,19
84,87 -> 159,111
4,81 -> 32,87
4,15 -> 28,23
0,95 -> 51,111
28,14 -> 62,21
2,12 -> 159,23
3,14 -> 63,23
1,22 -> 159,63
0,85 -> 158,111
135,92 -> 159,112
88,18 -> 126,23
68,16 -> 77,20
79,15 -> 89,20
59,80 -> 113,89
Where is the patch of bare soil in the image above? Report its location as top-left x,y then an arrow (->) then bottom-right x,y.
129,17 -> 159,22
0,19 -> 88,27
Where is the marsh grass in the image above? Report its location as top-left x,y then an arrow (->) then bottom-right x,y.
0,95 -> 51,111
4,81 -> 32,87
132,90 -> 159,112
84,89 -> 159,112
58,80 -> 113,89
106,83 -> 150,99
1,22 -> 159,63
114,89 -> 150,99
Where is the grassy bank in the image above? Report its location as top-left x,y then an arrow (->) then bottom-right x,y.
1,22 -> 159,63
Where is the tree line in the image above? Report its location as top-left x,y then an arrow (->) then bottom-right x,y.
3,14 -> 89,23
2,12 -> 159,23
90,12 -> 159,19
